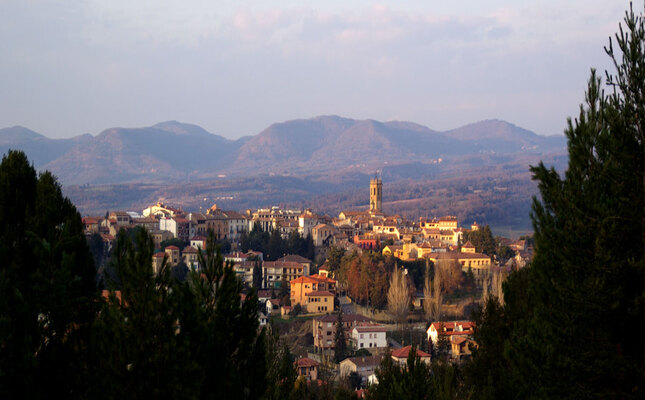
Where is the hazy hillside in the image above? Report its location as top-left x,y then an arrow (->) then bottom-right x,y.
0,116 -> 566,185
43,122 -> 247,184
445,119 -> 566,153
0,126 -> 92,166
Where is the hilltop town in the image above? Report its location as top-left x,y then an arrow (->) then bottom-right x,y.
85,176 -> 533,389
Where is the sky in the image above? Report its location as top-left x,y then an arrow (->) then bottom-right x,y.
0,0 -> 631,139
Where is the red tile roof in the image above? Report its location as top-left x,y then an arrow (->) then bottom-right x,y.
165,245 -> 180,250
391,345 -> 430,359
294,357 -> 320,368
290,275 -> 336,285
305,290 -> 334,297
354,325 -> 387,333
278,254 -> 312,264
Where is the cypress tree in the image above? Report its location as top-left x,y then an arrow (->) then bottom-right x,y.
334,308 -> 348,363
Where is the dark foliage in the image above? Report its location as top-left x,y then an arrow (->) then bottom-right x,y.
468,6 -> 645,398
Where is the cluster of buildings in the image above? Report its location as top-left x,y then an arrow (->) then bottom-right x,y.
88,177 -> 507,393
299,311 -> 475,387
84,177 -> 530,277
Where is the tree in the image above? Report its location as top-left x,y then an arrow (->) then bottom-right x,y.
326,245 -> 346,273
279,273 -> 290,305
348,371 -> 363,390
462,225 -> 495,255
387,265 -> 410,330
0,151 -> 98,398
252,258 -> 263,289
471,6 -> 645,398
423,260 -> 442,323
433,258 -> 462,295
304,233 -> 315,262
267,229 -> 285,261
160,237 -> 186,251
334,308 -> 348,363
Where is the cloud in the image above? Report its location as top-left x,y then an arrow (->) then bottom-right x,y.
0,0 -> 631,138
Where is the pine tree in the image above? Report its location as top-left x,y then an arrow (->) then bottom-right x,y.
471,5 -> 645,398
334,308 -> 348,363
0,151 -> 98,398
252,258 -> 263,289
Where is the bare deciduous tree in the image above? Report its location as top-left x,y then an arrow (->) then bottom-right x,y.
423,260 -> 442,322
434,258 -> 463,294
387,265 -> 410,328
491,267 -> 506,305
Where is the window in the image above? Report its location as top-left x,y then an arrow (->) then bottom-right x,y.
360,334 -> 364,339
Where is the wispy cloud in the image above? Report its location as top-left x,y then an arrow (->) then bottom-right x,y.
0,0 -> 631,138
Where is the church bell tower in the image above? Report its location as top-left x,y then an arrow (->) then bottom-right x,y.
369,175 -> 382,213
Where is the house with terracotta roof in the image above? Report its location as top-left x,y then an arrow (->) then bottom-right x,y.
353,235 -> 379,250
351,325 -> 387,351
164,245 -> 180,266
391,345 -> 431,366
298,210 -> 321,237
438,216 -> 458,230
304,290 -> 334,313
221,210 -> 248,243
290,275 -> 337,306
190,236 -> 208,250
312,223 -> 337,247
339,355 -> 383,382
82,216 -> 102,234
182,246 -> 200,269
277,254 -> 312,273
263,259 -> 309,289
150,230 -> 174,249
427,321 -> 475,346
450,337 -> 476,362
461,241 -> 476,253
159,216 -> 190,242
294,357 -> 319,382
313,313 -> 372,351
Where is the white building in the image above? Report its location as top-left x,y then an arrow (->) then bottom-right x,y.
427,321 -> 475,346
351,325 -> 387,350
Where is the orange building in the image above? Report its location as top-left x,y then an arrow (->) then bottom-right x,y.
290,274 -> 337,307
305,290 -> 334,313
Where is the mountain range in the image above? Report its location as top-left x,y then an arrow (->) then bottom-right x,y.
0,116 -> 567,185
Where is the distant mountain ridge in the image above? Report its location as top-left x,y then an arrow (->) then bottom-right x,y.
0,116 -> 566,184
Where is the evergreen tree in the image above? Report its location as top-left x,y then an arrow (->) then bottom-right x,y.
267,229 -> 285,261
326,246 -> 346,273
470,5 -> 645,398
0,151 -> 98,398
334,308 -> 348,363
252,258 -> 263,289
279,273 -> 290,305
304,233 -> 315,262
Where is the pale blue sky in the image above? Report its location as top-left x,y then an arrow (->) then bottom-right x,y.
0,0 -> 630,138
